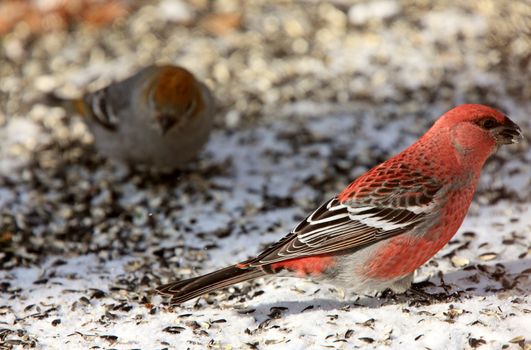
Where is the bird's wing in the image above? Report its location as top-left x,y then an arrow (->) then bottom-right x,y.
248,173 -> 443,266
80,66 -> 156,130
82,87 -> 120,130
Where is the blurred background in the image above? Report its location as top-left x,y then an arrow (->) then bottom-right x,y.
1,0 -> 529,122
0,0 -> 529,268
1,0 -> 530,263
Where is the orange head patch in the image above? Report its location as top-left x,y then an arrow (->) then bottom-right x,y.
149,66 -> 204,115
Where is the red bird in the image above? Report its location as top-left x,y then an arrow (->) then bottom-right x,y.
156,104 -> 523,305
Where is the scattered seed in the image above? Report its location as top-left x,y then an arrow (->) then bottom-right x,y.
451,256 -> 470,267
211,319 -> 227,324
100,335 -> 118,343
33,278 -> 48,285
357,318 -> 375,328
90,289 -> 106,299
479,252 -> 498,261
359,337 -> 374,343
237,309 -> 255,314
162,326 -> 185,334
186,321 -> 201,330
509,336 -> 525,344
462,231 -> 476,238
468,338 -> 486,348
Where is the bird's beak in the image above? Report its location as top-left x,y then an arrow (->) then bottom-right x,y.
492,117 -> 524,145
156,114 -> 176,135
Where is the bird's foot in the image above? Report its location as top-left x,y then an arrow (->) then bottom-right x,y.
407,282 -> 463,305
408,285 -> 433,300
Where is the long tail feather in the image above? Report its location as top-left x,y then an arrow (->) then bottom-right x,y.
156,265 -> 265,305
44,92 -> 69,106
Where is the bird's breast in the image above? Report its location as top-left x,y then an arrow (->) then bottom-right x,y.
362,190 -> 474,279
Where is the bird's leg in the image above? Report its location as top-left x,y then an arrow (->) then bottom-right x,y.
408,284 -> 433,299
375,288 -> 399,302
408,281 -> 462,303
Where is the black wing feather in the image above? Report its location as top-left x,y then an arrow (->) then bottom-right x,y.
247,195 -> 434,267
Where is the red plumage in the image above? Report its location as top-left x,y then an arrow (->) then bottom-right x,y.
156,104 -> 523,305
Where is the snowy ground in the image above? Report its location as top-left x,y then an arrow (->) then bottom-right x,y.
1,1 -> 530,349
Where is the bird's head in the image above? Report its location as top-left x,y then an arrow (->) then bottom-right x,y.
146,65 -> 205,135
433,104 -> 523,159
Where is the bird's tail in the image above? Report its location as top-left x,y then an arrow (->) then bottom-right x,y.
156,264 -> 266,305
43,92 -> 88,117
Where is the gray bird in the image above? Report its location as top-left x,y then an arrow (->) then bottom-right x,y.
49,64 -> 215,170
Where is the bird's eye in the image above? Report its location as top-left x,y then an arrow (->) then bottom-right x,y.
477,117 -> 498,130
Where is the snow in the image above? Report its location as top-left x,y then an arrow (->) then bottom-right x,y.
1,111 -> 529,349
348,1 -> 401,25
0,118 -> 44,176
0,1 -> 530,349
